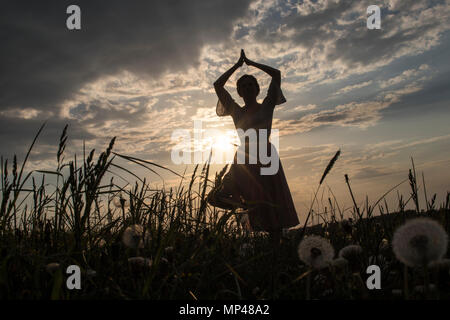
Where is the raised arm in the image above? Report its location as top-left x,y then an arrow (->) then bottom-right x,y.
243,52 -> 285,106
213,50 -> 244,116
244,53 -> 281,87
214,49 -> 244,88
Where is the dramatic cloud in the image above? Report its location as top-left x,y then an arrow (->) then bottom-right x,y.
0,0 -> 253,111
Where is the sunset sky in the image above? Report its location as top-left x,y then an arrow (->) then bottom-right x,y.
1,0 -> 450,223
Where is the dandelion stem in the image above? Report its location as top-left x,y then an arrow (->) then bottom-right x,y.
403,265 -> 409,300
423,264 -> 430,300
306,271 -> 311,300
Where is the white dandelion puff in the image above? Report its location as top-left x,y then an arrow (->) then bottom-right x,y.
392,218 -> 448,267
331,257 -> 349,269
122,224 -> 144,249
339,244 -> 363,271
298,235 -> 335,269
338,245 -> 363,260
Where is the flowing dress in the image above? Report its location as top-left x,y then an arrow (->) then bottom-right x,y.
213,78 -> 300,232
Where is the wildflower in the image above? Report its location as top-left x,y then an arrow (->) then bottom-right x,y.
45,262 -> 60,274
392,218 -> 448,267
128,257 -> 152,270
298,235 -> 334,269
122,224 -> 144,249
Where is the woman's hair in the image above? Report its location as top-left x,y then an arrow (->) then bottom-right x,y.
237,74 -> 260,97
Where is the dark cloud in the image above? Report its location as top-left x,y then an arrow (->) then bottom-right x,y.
0,0 -> 252,161
0,117 -> 94,161
0,0 -> 252,112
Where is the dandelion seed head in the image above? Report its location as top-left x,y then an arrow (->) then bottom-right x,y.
122,224 -> 144,249
298,235 -> 334,269
339,245 -> 363,260
392,218 -> 448,267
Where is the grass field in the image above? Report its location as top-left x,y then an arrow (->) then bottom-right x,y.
1,124 -> 449,300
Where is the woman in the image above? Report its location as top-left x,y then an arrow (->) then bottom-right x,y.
207,49 -> 300,244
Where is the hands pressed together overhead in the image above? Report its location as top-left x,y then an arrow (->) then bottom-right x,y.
236,49 -> 253,67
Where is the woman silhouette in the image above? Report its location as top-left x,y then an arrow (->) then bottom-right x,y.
207,49 -> 300,244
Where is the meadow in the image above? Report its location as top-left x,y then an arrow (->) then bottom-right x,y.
0,123 -> 449,300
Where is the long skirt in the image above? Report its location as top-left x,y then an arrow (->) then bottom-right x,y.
221,145 -> 300,232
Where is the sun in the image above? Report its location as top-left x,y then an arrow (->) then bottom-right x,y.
211,131 -> 238,163
214,134 -> 234,152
